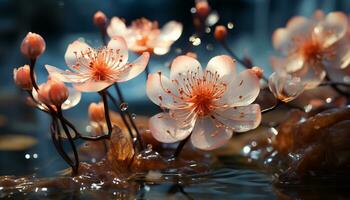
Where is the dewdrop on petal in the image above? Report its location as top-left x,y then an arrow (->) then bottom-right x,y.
93,11 -> 108,29
214,25 -> 227,42
268,72 -> 305,103
88,102 -> 105,122
13,65 -> 32,90
21,32 -> 46,59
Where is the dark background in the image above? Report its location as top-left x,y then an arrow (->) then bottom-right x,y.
0,0 -> 349,176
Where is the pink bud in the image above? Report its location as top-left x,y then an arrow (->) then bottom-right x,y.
214,25 -> 228,42
21,32 -> 46,59
185,52 -> 198,59
93,11 -> 108,29
195,1 -> 210,18
88,102 -> 105,122
38,78 -> 69,107
250,66 -> 264,79
13,65 -> 32,90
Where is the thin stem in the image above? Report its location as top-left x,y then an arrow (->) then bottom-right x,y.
50,117 -> 75,168
99,90 -> 113,138
172,134 -> 191,159
145,66 -> 150,79
220,41 -> 269,82
106,91 -> 137,149
58,107 -> 79,175
113,84 -> 144,150
29,59 -> 39,91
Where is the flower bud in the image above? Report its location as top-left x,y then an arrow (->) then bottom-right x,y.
185,52 -> 197,59
93,11 -> 108,29
195,0 -> 210,18
21,32 -> 46,59
214,25 -> 228,42
88,102 -> 105,122
13,65 -> 32,90
268,72 -> 305,103
250,66 -> 264,79
38,78 -> 69,107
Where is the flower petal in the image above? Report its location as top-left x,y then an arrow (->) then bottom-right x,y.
268,72 -> 305,102
170,55 -> 203,81
160,21 -> 183,42
45,65 -> 85,83
73,80 -> 112,92
291,62 -> 326,89
146,72 -> 181,109
149,113 -> 194,143
64,40 -> 92,67
220,70 -> 260,107
61,87 -> 81,110
214,104 -> 261,132
273,16 -> 313,54
313,12 -> 348,48
117,52 -> 149,82
107,36 -> 129,66
190,117 -> 233,151
206,55 -> 237,83
106,17 -> 127,38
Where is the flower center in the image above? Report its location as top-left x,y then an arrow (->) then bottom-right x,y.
159,69 -> 227,117
90,57 -> 112,81
300,40 -> 323,63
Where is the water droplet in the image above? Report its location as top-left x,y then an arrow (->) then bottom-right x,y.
120,103 -> 128,111
326,97 -> 332,103
25,154 -> 30,159
131,113 -> 136,119
190,7 -> 196,14
205,27 -> 211,33
32,153 -> 38,159
227,22 -> 234,29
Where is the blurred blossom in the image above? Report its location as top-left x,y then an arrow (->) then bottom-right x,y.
107,18 -> 182,55
21,32 -> 46,60
88,102 -> 105,122
146,55 -> 261,150
268,72 -> 305,103
93,11 -> 108,29
271,11 -> 350,89
45,36 -> 149,92
214,25 -> 228,42
13,65 -> 32,90
195,0 -> 211,18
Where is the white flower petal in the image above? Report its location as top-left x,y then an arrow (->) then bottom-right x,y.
106,17 -> 127,38
73,80 -> 112,92
117,52 -> 149,82
61,87 -> 81,110
107,36 -> 129,66
214,104 -> 261,132
146,72 -> 181,109
170,55 -> 203,81
64,40 -> 92,67
190,117 -> 233,151
313,12 -> 348,48
159,21 -> 183,42
268,72 -> 305,102
45,65 -> 85,83
149,113 -> 194,143
206,55 -> 237,83
220,70 -> 260,107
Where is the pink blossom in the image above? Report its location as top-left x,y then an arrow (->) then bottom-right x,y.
272,11 -> 350,89
13,65 -> 32,90
45,36 -> 149,92
146,55 -> 261,150
107,18 -> 182,55
21,32 -> 46,59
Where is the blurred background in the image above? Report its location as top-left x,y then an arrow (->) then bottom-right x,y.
0,0 -> 350,176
